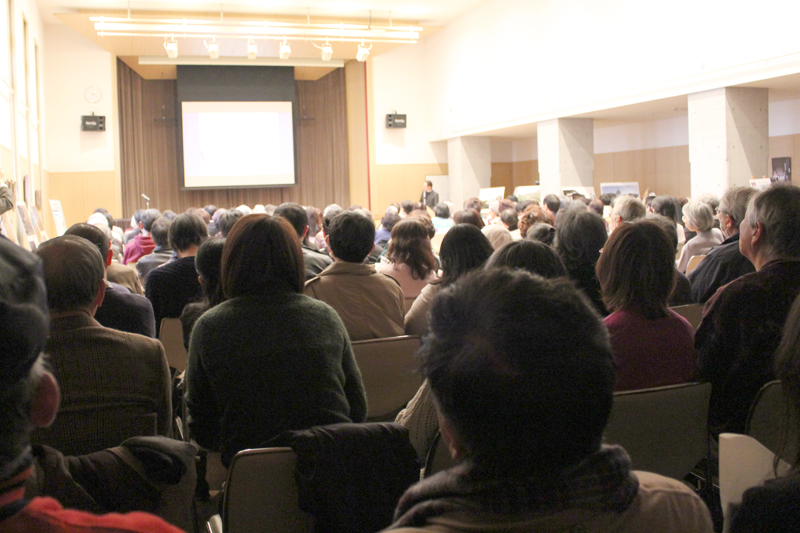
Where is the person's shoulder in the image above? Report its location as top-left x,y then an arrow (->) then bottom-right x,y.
627,471 -> 714,531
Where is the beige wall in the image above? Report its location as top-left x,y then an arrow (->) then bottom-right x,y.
345,60 -> 369,209
373,163 -> 448,213
491,160 -> 540,193
594,146 -> 691,198
44,170 -> 119,231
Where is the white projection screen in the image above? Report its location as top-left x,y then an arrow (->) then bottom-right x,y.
181,101 -> 295,188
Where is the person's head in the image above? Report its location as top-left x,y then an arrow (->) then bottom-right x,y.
36,236 -> 105,314
433,202 -> 450,219
555,209 -> 608,272
516,199 -> 534,214
596,221 -> 676,319
65,223 -> 111,268
222,214 -> 304,298
740,184 -> 800,267
322,205 -> 344,234
645,214 -> 679,253
386,219 -> 436,280
610,195 -> 646,231
526,222 -> 556,246
599,193 -> 615,207
203,205 -> 218,218
191,208 -> 211,226
648,195 -> 678,222
131,209 -> 144,227
717,186 -> 756,238
409,213 -> 436,239
682,200 -> 715,233
518,203 -> 555,240
169,213 -> 208,254
774,292 -> 800,466
274,202 -> 309,240
485,240 -> 567,279
423,180 -> 433,192
464,198 -> 482,212
306,206 -> 323,238
422,268 -> 614,475
194,238 -> 226,308
452,209 -> 484,229
500,208 -> 518,231
162,210 -> 178,221
218,209 -> 243,238
482,224 -> 513,250
696,193 -> 720,215
140,209 -> 162,233
87,212 -> 110,229
327,211 -> 375,263
381,209 -> 402,233
149,216 -> 172,248
542,194 -> 561,214
400,200 -> 414,216
437,224 -> 494,286
103,212 -> 115,230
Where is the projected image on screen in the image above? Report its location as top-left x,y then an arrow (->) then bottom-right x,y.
182,101 -> 295,188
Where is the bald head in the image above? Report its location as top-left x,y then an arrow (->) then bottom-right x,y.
36,236 -> 105,313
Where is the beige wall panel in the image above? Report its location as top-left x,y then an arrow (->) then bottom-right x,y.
512,160 -> 539,189
47,171 -> 117,230
345,60 -> 369,210
595,146 -> 691,198
491,162 -> 513,190
373,163 -> 448,213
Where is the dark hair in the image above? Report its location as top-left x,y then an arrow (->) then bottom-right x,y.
596,221 -> 675,319
162,210 -> 178,220
526,222 -> 556,245
132,209 -> 144,224
516,200 -> 534,213
649,195 -> 678,222
409,214 -> 435,239
386,219 -> 436,280
421,269 -> 614,475
555,209 -> 608,272
169,213 -> 208,252
645,214 -> 678,253
274,202 -> 308,239
222,215 -> 304,298
181,238 -> 226,346
452,209 -> 484,229
219,209 -> 243,238
464,198 -> 482,211
323,206 -> 344,233
589,200 -> 604,216
485,240 -> 567,279
500,208 -> 518,231
103,212 -> 115,230
543,194 -> 561,213
400,200 -> 414,215
150,216 -> 171,248
435,224 -> 494,287
327,211 -> 375,263
307,206 -> 323,238
65,223 -> 109,262
36,236 -> 105,313
140,209 -> 162,232
433,203 -> 450,219
599,193 -> 616,206
381,210 -> 402,232
518,204 -> 554,238
774,292 -> 800,467
203,205 -> 218,217
425,180 -> 433,188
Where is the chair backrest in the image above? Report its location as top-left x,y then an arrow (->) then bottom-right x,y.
404,297 -> 417,315
430,232 -> 445,254
670,303 -> 705,331
746,380 -> 798,465
686,254 -> 706,275
351,335 -> 423,421
603,382 -> 712,480
423,431 -> 458,479
223,448 -> 314,533
719,433 -> 791,532
159,317 -> 188,372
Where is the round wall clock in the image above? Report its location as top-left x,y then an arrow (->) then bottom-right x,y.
84,85 -> 102,104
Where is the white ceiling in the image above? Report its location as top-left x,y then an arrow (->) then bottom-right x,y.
36,0 -> 491,26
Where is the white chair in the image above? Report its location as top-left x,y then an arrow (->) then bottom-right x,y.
670,303 -> 705,331
159,317 -> 188,372
686,254 -> 706,275
604,382 -> 712,481
719,433 -> 791,532
207,448 -> 314,533
351,335 -> 422,421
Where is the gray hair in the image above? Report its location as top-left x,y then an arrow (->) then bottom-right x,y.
719,187 -> 756,227
682,201 -> 715,232
744,185 -> 800,260
611,196 -> 646,222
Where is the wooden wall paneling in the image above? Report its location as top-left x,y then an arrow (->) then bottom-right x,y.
512,160 -> 538,188
491,162 -> 513,190
345,60 -> 368,209
373,163 -> 448,213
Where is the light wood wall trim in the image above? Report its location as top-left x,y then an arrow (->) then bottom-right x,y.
45,170 -> 118,229
345,60 -> 369,209
594,145 -> 690,198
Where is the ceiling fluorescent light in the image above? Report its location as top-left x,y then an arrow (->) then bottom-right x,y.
204,37 -> 219,59
164,36 -> 178,59
356,40 -> 371,62
247,38 -> 257,59
321,40 -> 333,62
279,38 -> 291,60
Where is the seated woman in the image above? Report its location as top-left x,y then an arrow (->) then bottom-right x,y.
596,220 -> 696,391
376,218 -> 438,303
555,208 -> 609,315
185,215 -> 367,467
179,237 -> 225,350
677,200 -> 724,273
729,291 -> 800,532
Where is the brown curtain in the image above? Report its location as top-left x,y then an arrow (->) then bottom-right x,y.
118,60 -> 349,217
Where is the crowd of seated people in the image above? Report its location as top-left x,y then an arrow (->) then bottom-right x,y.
3,184 -> 800,532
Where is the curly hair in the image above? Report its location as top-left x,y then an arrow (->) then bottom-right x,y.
385,219 -> 436,280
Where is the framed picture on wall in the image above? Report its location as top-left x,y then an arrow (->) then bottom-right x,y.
600,181 -> 641,197
772,158 -> 791,183
16,202 -> 39,251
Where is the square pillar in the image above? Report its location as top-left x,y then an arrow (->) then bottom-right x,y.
537,118 -> 594,197
447,136 -> 491,209
688,87 -> 768,198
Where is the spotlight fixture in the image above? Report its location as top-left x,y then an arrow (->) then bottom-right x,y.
356,40 -> 372,62
279,38 -> 291,60
204,37 -> 219,59
321,40 -> 333,62
247,37 -> 257,59
164,35 -> 178,59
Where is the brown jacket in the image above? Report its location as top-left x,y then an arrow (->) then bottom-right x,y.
304,261 -> 405,341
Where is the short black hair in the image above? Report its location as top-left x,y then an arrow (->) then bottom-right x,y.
274,202 -> 308,239
132,209 -> 144,224
36,236 -> 105,313
400,200 -> 414,215
433,202 -> 450,219
422,269 -> 614,475
327,211 -> 375,263
169,213 -> 208,252
543,194 -> 561,213
219,210 -> 243,238
486,239 -> 566,279
381,211 -> 402,232
140,209 -> 162,232
516,200 -> 534,213
436,224 -> 494,286
65,223 -> 109,263
150,216 -> 172,248
500,208 -> 518,231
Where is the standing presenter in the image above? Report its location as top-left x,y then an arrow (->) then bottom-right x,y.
420,180 -> 439,208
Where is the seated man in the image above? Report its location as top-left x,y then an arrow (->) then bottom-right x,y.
31,236 -> 172,456
387,269 -> 713,532
304,211 -> 404,341
136,215 -> 173,284
696,184 -> 800,436
123,208 -> 161,265
609,195 -> 647,233
65,223 -> 156,338
145,213 -> 206,336
274,202 -> 333,280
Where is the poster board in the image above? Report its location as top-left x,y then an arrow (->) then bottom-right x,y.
479,187 -> 506,204
599,181 -> 640,197
16,202 -> 39,251
0,212 -> 17,244
563,187 -> 596,200
513,186 -> 541,203
750,178 -> 772,191
29,205 -> 48,242
49,199 -> 68,236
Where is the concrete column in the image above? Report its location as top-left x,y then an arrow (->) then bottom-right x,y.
447,136 -> 491,209
688,87 -> 768,198
537,118 -> 594,198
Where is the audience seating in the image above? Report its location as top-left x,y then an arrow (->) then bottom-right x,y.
718,433 -> 791,533
746,380 -> 798,464
206,447 -> 314,533
159,317 -> 188,372
686,254 -> 706,275
351,335 -> 422,421
430,232 -> 445,254
423,431 -> 458,479
670,303 -> 705,331
603,382 -> 712,481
